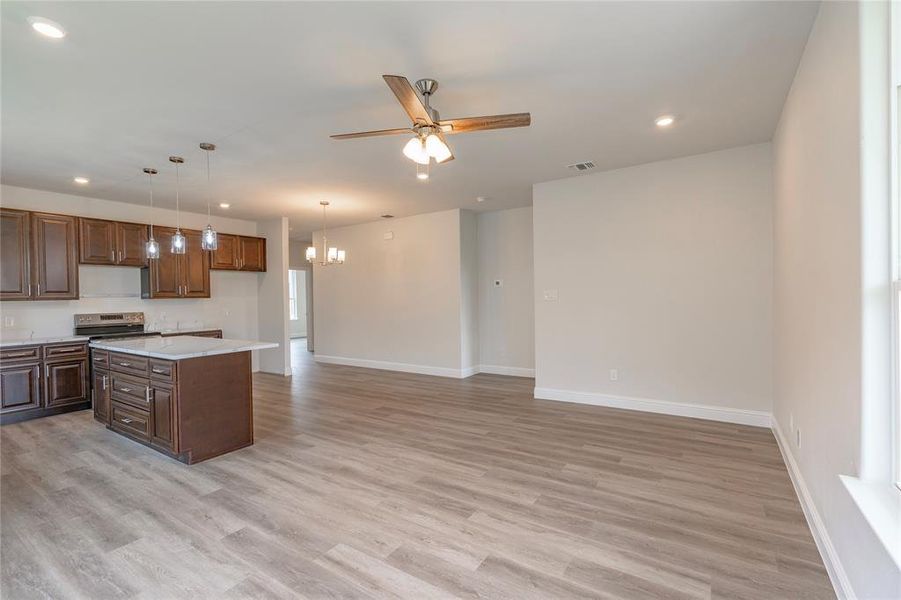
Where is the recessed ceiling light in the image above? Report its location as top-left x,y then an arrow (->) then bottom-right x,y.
219,203 -> 230,209
655,115 -> 675,128
73,176 -> 89,185
28,17 -> 66,39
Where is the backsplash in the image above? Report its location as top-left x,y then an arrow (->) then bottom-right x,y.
0,266 -> 260,341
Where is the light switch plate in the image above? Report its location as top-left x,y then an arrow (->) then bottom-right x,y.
384,231 -> 394,240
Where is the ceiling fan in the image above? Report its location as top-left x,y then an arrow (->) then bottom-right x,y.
331,75 -> 531,176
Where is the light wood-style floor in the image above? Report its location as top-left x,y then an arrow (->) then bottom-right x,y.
1,342 -> 833,599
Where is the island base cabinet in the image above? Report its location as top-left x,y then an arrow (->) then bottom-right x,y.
95,349 -> 252,464
93,368 -> 110,424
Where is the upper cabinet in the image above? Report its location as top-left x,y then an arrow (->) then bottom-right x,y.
211,234 -> 266,272
140,227 -> 210,299
0,209 -> 78,301
0,209 -> 31,300
79,218 -> 148,266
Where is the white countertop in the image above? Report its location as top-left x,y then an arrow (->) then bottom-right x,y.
90,336 -> 278,360
1,335 -> 90,347
153,327 -> 221,335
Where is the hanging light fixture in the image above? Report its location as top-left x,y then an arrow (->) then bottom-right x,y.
143,167 -> 160,260
306,201 -> 346,266
402,135 -> 429,165
402,126 -> 453,180
169,156 -> 186,254
199,142 -> 218,251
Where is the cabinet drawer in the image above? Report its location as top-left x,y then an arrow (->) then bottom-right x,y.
110,371 -> 150,409
109,353 -> 149,377
149,359 -> 176,383
0,346 -> 41,362
92,349 -> 109,369
110,401 -> 150,443
44,343 -> 87,360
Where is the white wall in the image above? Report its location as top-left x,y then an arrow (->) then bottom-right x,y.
477,207 -> 535,376
459,210 -> 479,374
532,143 -> 774,426
773,2 -> 900,597
0,185 -> 264,369
312,209 -> 471,377
256,218 -> 290,375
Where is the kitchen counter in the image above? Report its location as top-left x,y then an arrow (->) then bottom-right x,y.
89,335 -> 277,360
1,335 -> 90,347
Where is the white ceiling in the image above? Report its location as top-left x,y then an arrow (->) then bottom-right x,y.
1,1 -> 817,239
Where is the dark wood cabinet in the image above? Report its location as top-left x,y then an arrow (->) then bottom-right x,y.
141,227 -> 210,298
210,234 -> 239,270
92,368 -> 110,424
150,383 -> 176,450
238,236 -> 266,271
44,359 -> 88,408
0,362 -> 41,413
79,218 -> 148,267
1,209 -> 31,299
0,342 -> 89,424
1,210 -> 78,300
31,213 -> 79,300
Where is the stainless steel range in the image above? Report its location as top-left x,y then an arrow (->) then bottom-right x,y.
74,312 -> 161,340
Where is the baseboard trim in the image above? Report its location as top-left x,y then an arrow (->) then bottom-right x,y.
533,387 -> 772,428
314,355 -> 469,379
772,420 -> 854,599
478,364 -> 535,378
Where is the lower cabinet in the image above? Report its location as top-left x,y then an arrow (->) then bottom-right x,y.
0,343 -> 89,424
0,362 -> 41,413
150,383 -> 176,451
92,368 -> 110,424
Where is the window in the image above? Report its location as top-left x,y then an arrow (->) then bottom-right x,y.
289,270 -> 299,321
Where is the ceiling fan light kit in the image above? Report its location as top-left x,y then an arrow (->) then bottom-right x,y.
331,74 -> 531,179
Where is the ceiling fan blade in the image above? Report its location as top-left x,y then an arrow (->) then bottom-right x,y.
383,75 -> 433,126
439,113 -> 531,134
330,127 -> 412,140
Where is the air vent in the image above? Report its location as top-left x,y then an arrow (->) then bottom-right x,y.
567,161 -> 596,172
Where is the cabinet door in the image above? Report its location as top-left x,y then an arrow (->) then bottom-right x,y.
44,359 -> 87,408
0,362 -> 41,413
150,384 -> 176,451
0,208 -> 31,299
78,218 -> 116,265
238,236 -> 266,271
210,234 -> 238,270
180,230 -> 210,298
31,213 -> 79,300
147,227 -> 180,297
116,222 -> 148,267
92,368 -> 110,423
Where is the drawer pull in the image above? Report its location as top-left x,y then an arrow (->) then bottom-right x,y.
102,375 -> 108,390
119,387 -> 133,393
145,386 -> 151,402
118,361 -> 132,367
151,368 -> 167,374
4,351 -> 34,358
52,347 -> 82,353
121,418 -> 134,424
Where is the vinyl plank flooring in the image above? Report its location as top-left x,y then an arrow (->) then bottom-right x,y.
0,342 -> 833,599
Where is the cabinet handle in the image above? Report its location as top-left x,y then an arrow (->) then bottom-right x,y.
4,351 -> 34,358
119,386 -> 133,393
52,347 -> 81,353
118,361 -> 131,367
118,250 -> 123,263
151,368 -> 166,374
102,375 -> 108,390
27,284 -> 31,296
145,386 -> 151,402
36,283 -> 40,295
121,418 -> 133,424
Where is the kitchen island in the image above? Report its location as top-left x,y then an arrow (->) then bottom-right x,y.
89,336 -> 277,464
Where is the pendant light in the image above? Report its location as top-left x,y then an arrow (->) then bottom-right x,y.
199,142 -> 218,251
143,167 -> 160,260
306,201 -> 346,266
169,156 -> 186,254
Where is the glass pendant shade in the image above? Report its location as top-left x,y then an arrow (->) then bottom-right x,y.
171,228 -> 186,254
305,246 -> 316,262
336,250 -> 346,263
425,133 -> 452,163
327,247 -> 338,263
201,224 -> 218,251
402,137 -> 429,165
146,237 -> 160,260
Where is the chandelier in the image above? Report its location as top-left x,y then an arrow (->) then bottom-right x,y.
306,201 -> 346,266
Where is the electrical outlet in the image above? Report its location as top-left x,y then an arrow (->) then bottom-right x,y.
609,369 -> 618,381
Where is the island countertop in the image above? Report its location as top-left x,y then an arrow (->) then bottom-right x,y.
89,335 -> 278,360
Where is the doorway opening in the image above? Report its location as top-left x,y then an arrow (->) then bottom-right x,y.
288,269 -> 311,351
